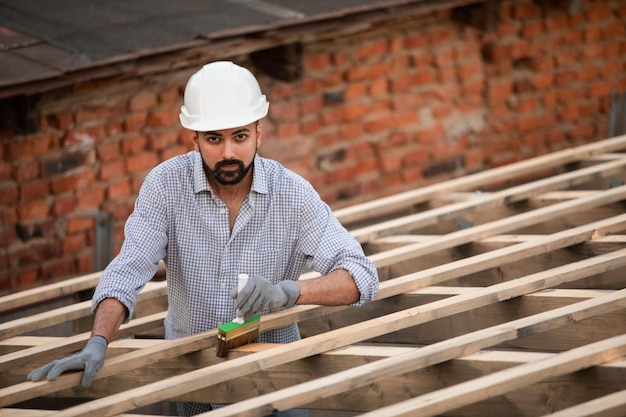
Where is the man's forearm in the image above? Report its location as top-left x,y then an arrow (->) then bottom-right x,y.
296,269 -> 360,306
91,297 -> 127,343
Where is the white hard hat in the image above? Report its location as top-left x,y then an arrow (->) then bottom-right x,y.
179,61 -> 269,131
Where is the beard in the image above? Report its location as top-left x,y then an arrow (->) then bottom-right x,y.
203,158 -> 253,186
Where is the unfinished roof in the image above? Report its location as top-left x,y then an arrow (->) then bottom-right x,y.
1,134 -> 625,416
0,0 -> 487,98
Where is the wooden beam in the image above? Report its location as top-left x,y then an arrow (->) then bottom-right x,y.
351,157 -> 626,243
367,186 -> 626,269
0,282 -> 167,340
15,343 -> 626,415
203,289 -> 626,416
358,334 -> 626,417
26,249 -> 626,416
542,388 -> 626,417
301,288 -> 626,351
333,134 -> 626,225
3,214 -> 625,405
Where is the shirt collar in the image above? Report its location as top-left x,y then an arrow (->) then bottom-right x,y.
193,152 -> 268,196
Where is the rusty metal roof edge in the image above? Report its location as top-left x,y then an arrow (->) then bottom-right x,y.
0,0 -> 489,99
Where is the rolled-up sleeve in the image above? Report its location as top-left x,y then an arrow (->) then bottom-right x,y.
92,170 -> 168,321
298,189 -> 379,307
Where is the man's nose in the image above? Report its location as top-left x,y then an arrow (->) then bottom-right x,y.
223,140 -> 236,159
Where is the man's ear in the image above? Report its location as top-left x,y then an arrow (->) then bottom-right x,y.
192,131 -> 199,150
256,122 -> 263,148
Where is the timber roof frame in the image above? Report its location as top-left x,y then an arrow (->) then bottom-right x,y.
0,135 -> 626,416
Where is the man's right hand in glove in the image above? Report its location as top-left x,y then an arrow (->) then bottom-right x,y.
27,335 -> 108,389
230,276 -> 300,320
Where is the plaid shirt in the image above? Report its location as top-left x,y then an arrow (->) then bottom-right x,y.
93,151 -> 378,343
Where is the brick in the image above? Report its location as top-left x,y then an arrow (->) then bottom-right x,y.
516,97 -> 538,113
63,233 -> 86,254
46,112 -> 74,130
357,39 -> 388,61
147,107 -> 179,127
332,50 -> 349,66
161,144 -> 191,161
380,151 -> 403,171
77,185 -> 105,208
428,25 -> 456,46
76,250 -> 93,274
0,182 -> 18,204
344,82 -> 368,100
270,101 -> 299,121
365,117 -> 392,134
585,5 -> 613,22
339,123 -> 364,140
487,79 -> 513,101
12,160 -> 39,181
433,47 -> 455,68
304,53 -> 331,70
342,103 -> 368,122
546,12 -> 568,30
511,3 -> 540,19
521,20 -> 544,38
75,106 -> 112,125
456,59 -> 482,80
49,168 -> 95,193
67,216 -> 94,233
301,117 -> 322,136
583,26 -> 603,42
603,21 -> 625,38
271,83 -> 296,100
124,113 -> 147,132
97,141 -> 120,161
554,71 -> 577,87
404,33 -> 428,49
121,135 -> 148,155
130,91 -> 158,112
159,85 -> 181,105
52,194 -> 77,216
300,96 -> 324,115
589,81 -> 612,98
19,179 -> 49,202
275,122 -> 300,140
126,152 -> 159,175
17,199 -> 49,220
497,22 -> 519,38
558,105 -> 580,121
41,257 -> 76,281
148,131 -> 179,151
106,120 -> 123,137
0,162 -> 10,181
107,178 -> 132,199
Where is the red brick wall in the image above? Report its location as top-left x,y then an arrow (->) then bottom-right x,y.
1,0 -> 625,293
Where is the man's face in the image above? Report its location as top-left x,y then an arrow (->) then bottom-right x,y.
194,122 -> 262,186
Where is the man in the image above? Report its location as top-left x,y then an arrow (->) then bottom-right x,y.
28,61 -> 379,416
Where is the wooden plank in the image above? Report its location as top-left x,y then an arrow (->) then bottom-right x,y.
359,334 -> 626,417
206,289 -> 626,417
3,213 -> 625,406
368,185 -> 626,269
333,134 -> 626,225
0,282 -> 167,340
301,288 -> 626,351
0,311 -> 166,372
542,389 -> 626,417
0,263 -> 165,314
351,159 -> 626,243
27,248 -> 626,416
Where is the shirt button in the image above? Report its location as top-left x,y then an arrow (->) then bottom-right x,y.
220,283 -> 226,289
220,208 -> 226,214
224,247 -> 229,252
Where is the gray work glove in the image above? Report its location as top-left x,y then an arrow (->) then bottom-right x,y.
27,335 -> 107,389
230,276 -> 300,320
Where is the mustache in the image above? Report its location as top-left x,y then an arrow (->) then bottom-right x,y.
215,159 -> 244,170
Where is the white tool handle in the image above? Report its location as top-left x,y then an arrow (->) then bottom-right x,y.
233,273 -> 249,324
